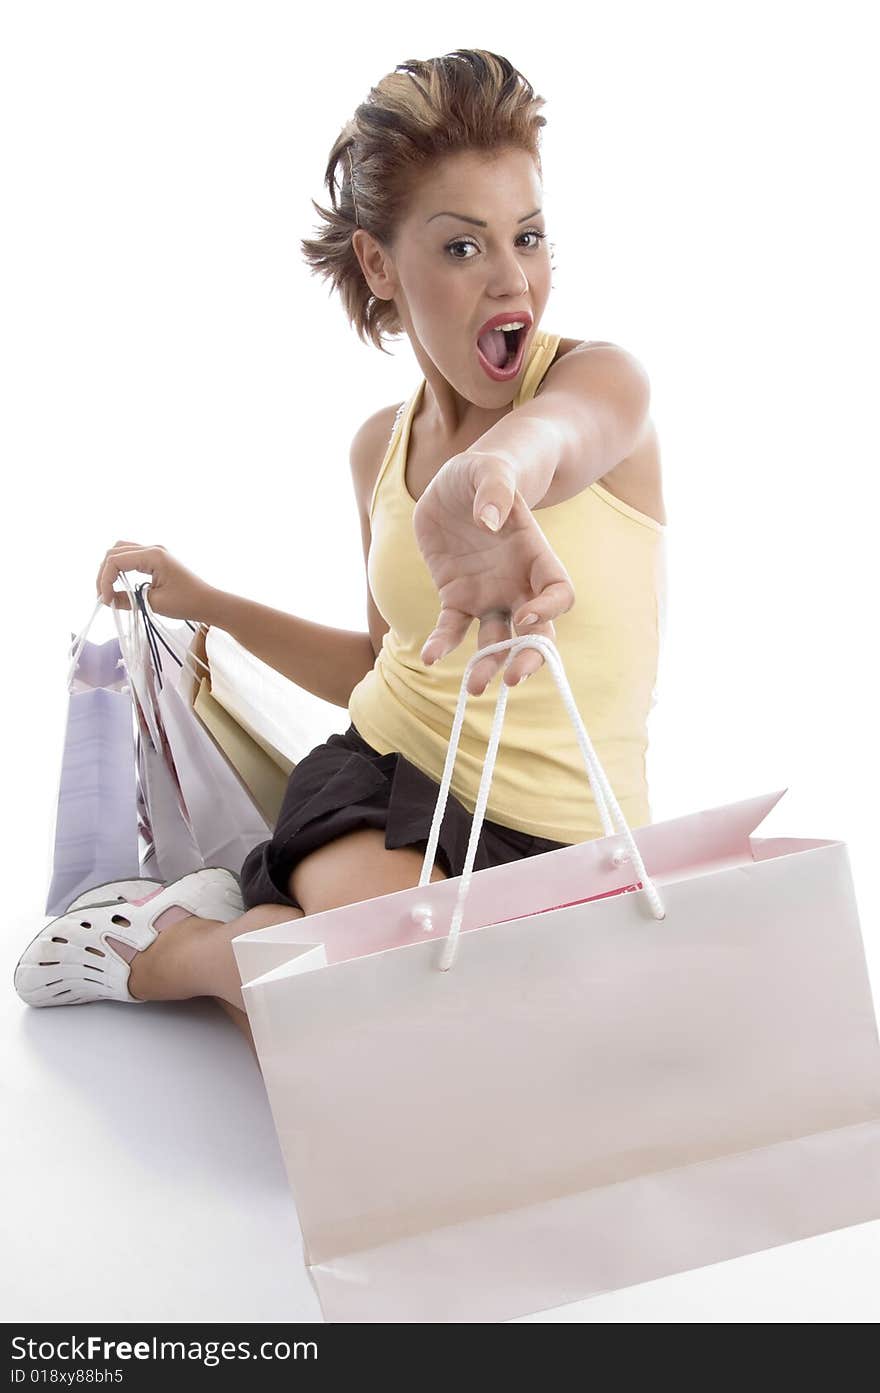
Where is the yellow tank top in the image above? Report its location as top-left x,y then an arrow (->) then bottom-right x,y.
348,329 -> 668,844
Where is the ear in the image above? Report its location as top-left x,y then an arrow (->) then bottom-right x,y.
352,229 -> 397,303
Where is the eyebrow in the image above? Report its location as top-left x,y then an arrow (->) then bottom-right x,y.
426,207 -> 542,227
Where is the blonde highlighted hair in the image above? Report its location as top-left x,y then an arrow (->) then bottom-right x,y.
300,49 -> 548,354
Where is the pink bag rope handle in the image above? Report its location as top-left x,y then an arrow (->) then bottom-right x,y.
415,634 -> 666,971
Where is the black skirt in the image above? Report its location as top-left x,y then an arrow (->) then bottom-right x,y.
238,722 -> 570,911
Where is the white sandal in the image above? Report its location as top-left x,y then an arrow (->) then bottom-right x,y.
65,878 -> 164,913
15,867 -> 245,1008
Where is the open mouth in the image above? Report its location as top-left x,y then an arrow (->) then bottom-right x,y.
476,324 -> 529,378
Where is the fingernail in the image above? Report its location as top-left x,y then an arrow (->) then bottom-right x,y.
479,505 -> 501,531
521,613 -> 539,626
517,671 -> 531,684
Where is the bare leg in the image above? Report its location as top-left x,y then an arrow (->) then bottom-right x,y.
126,832 -> 448,1060
128,903 -> 303,1012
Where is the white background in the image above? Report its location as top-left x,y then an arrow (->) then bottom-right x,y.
1,1 -> 878,1323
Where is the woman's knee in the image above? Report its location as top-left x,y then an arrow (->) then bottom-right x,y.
234,903 -> 304,932
289,826 -> 448,918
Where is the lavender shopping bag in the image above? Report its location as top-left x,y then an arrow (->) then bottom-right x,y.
45,602 -> 140,916
232,635 -> 880,1324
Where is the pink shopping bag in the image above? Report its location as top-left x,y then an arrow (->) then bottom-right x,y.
233,635 -> 880,1324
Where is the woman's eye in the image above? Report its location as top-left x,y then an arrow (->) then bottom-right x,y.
445,230 -> 547,260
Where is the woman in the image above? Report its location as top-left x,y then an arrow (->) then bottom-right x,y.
15,50 -> 666,1055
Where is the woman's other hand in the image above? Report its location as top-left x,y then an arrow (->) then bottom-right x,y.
412,452 -> 575,696
95,541 -> 217,623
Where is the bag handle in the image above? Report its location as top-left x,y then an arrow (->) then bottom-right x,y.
66,582 -> 207,690
65,597 -> 109,689
133,584 -> 167,686
65,588 -> 164,712
415,634 -> 666,971
106,569 -> 167,751
137,582 -> 212,686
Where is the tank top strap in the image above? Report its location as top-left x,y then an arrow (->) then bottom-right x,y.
514,329 -> 563,406
367,389 -> 419,523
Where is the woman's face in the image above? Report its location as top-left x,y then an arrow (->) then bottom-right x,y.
379,147 -> 552,409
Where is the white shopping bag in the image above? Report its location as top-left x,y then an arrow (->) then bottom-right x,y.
109,582 -> 208,882
204,625 -> 347,769
132,700 -> 204,884
233,635 -> 880,1324
123,582 -> 273,874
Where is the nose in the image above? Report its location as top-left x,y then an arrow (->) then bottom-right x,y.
485,245 -> 529,299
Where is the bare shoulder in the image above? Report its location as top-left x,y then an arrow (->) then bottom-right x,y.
349,402 -> 405,512
534,336 -> 636,401
544,336 -> 620,369
540,337 -> 643,384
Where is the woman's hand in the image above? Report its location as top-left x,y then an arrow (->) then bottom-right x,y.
412,452 -> 575,696
96,541 -> 217,623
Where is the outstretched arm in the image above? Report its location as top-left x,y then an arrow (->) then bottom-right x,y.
467,342 -> 652,526
411,344 -> 652,694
